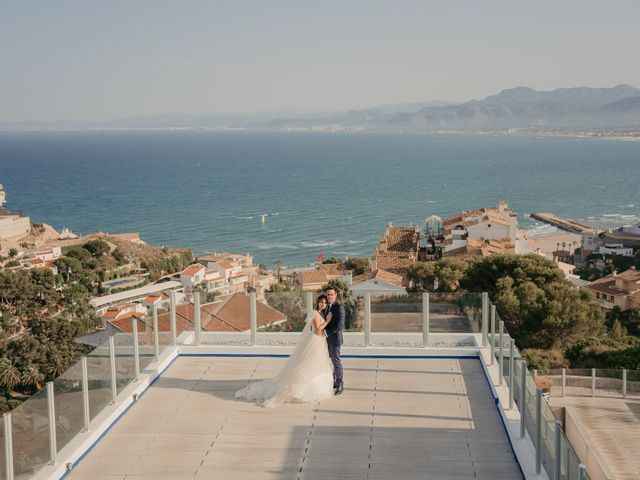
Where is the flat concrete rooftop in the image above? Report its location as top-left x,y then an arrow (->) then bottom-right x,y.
65,356 -> 522,480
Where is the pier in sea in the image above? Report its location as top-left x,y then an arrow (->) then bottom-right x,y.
530,212 -> 596,234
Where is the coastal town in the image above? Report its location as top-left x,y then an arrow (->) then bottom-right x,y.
2,180 -> 639,340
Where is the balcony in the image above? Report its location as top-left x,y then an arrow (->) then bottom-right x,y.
1,293 -> 594,479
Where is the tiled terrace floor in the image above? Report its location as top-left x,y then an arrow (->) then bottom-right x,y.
66,356 -> 522,480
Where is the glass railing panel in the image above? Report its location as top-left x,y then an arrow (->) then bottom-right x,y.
595,369 -> 624,397
523,370 -> 538,444
351,295 -> 364,333
540,403 -> 557,478
458,292 -> 482,333
371,293 -> 422,333
86,344 -> 112,421
428,292 -> 473,333
53,360 -> 84,456
262,291 -> 308,332
512,357 -> 522,408
137,319 -> 157,369
10,387 -> 50,478
627,370 -> 640,396
565,369 -> 592,395
113,332 -> 136,394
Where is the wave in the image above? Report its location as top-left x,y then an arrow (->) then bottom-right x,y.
236,216 -> 254,220
255,243 -> 299,250
348,239 -> 368,245
301,240 -> 341,248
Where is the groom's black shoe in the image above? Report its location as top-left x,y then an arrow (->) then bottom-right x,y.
334,384 -> 344,396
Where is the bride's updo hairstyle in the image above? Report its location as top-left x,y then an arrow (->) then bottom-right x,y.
315,294 -> 328,310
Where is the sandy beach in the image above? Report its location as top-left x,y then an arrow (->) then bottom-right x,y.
527,232 -> 581,259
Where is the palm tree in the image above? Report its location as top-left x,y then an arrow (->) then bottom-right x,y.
21,364 -> 44,391
0,358 -> 21,391
274,259 -> 282,282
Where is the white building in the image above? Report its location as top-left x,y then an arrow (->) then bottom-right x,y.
179,264 -> 206,291
441,201 -> 520,255
32,246 -> 62,262
597,243 -> 634,257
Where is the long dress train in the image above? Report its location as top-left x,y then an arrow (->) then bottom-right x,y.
235,312 -> 334,407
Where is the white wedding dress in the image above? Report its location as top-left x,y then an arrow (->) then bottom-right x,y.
235,311 -> 334,407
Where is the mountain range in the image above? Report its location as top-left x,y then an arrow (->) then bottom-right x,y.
248,84 -> 640,131
1,85 -> 639,131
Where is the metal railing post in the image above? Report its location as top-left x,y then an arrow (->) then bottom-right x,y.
132,318 -> 140,380
591,368 -> 596,397
520,362 -> 527,438
109,336 -> 117,404
422,292 -> 429,346
562,368 -> 566,398
622,369 -> 627,398
249,291 -> 257,346
169,290 -> 177,346
152,305 -> 160,361
481,292 -> 488,347
536,388 -> 542,474
364,292 -> 371,347
193,292 -> 202,346
81,356 -> 90,431
306,291 -> 314,319
498,321 -> 504,385
490,305 -> 496,365
46,381 -> 57,465
555,420 -> 562,480
3,413 -> 14,480
578,464 -> 587,480
509,339 -> 515,409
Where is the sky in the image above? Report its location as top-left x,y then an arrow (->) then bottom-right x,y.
1,0 -> 639,122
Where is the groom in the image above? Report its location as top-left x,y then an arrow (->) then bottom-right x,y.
324,287 -> 345,395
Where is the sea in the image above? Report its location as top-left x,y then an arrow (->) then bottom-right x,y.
1,131 -> 639,269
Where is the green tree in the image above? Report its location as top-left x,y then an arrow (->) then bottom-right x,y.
344,257 -> 370,276
66,247 -> 92,264
321,278 -> 356,329
0,358 -> 21,391
83,239 -> 110,257
8,248 -> 18,259
460,254 -> 605,349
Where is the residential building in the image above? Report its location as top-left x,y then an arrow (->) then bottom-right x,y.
198,252 -> 254,271
179,264 -> 206,292
31,246 -> 62,262
295,263 -> 350,291
597,243 -> 634,257
371,224 -> 420,276
583,267 -> 640,311
442,238 -> 515,259
100,302 -> 146,323
350,269 -> 406,296
19,257 -> 59,275
441,201 -> 524,255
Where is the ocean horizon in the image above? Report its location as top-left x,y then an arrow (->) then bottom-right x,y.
1,130 -> 639,268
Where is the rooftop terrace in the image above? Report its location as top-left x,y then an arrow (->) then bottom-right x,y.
1,292 -> 596,480
65,356 -> 520,480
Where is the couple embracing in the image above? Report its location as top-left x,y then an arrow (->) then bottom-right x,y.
235,287 -> 345,407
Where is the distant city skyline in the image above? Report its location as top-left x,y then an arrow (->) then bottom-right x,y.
1,0 -> 639,122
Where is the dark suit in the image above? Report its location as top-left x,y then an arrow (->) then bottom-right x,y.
325,301 -> 345,387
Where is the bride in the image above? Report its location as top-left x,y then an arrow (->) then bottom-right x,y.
235,294 -> 334,407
